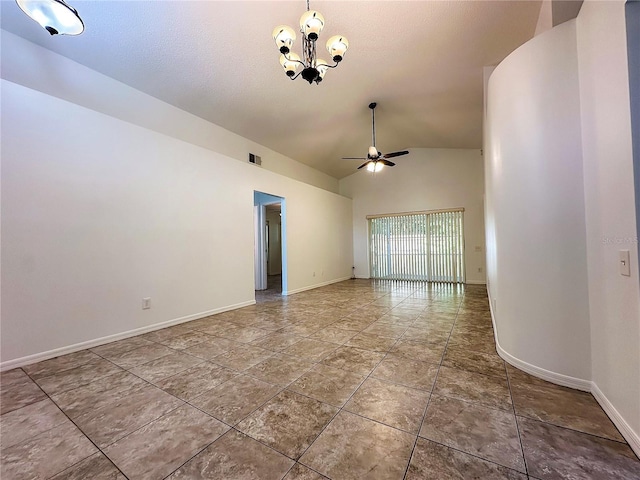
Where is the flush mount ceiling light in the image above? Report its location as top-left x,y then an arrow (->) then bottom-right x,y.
16,0 -> 84,36
272,0 -> 349,85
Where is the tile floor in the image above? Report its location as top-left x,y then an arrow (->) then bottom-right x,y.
1,280 -> 639,479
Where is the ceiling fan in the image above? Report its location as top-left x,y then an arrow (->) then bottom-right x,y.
343,102 -> 409,172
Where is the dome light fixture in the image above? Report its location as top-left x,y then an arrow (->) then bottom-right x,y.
16,0 -> 84,36
272,0 -> 349,85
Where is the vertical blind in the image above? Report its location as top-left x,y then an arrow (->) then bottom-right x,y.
368,209 -> 465,283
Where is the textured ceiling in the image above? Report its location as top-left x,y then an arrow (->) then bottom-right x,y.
1,0 -> 542,179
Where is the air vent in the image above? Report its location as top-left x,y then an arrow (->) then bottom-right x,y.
249,153 -> 262,166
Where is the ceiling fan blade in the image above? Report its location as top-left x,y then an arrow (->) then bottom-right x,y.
342,157 -> 367,160
383,150 -> 409,159
380,159 -> 396,167
357,162 -> 370,170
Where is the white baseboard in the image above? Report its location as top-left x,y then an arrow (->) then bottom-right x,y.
591,382 -> 640,457
486,285 -> 640,455
354,275 -> 370,279
465,280 -> 487,285
486,285 -> 591,391
0,300 -> 256,372
284,276 -> 352,296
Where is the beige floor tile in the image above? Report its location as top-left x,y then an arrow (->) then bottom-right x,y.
182,336 -> 243,360
190,374 -> 281,425
157,330 -> 214,350
0,374 -> 47,415
212,344 -> 275,370
518,416 -> 639,479
104,404 -> 228,480
345,332 -> 398,352
237,390 -> 338,459
49,452 -> 126,479
283,463 -> 328,479
309,326 -> 358,345
73,384 -> 183,448
372,354 -> 439,391
320,346 -> 385,375
154,362 -> 238,400
283,339 -> 339,362
389,340 -> 445,364
252,332 -> 305,351
288,364 -> 365,407
419,395 -> 525,472
1,420 -> 97,480
22,350 -> 101,380
101,343 -> 174,369
0,398 -> 67,448
407,438 -> 527,480
434,366 -> 512,411
128,352 -> 203,383
35,358 -> 123,395
168,430 -> 294,479
300,411 -> 415,480
218,325 -> 271,343
91,336 -> 155,359
245,353 -> 314,386
442,345 -> 506,379
511,381 -> 625,442
51,371 -> 147,419
345,377 -> 430,433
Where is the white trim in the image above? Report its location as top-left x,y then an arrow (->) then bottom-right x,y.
284,276 -> 352,296
354,275 -> 370,279
591,382 -> 640,458
486,284 -> 591,391
486,284 -> 640,457
465,280 -> 487,285
0,300 -> 255,372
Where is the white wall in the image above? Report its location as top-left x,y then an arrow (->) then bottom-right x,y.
1,78 -> 353,367
0,30 -> 339,194
339,149 -> 485,284
576,0 -> 640,451
484,20 -> 591,381
485,1 -> 640,454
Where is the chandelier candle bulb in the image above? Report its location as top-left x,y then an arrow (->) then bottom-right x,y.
280,53 -> 301,76
272,25 -> 296,54
326,36 -> 349,62
299,10 -> 324,40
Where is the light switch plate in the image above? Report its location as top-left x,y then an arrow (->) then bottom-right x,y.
619,250 -> 631,276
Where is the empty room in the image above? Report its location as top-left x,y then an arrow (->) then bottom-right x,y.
1,1 -> 639,479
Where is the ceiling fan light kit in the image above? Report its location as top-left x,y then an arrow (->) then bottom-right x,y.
16,0 -> 84,35
343,102 -> 410,173
272,0 -> 349,84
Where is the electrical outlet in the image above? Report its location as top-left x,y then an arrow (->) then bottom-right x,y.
312,272 -> 316,277
477,267 -> 483,273
142,297 -> 151,310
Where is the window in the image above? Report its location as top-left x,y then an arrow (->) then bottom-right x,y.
368,209 -> 465,283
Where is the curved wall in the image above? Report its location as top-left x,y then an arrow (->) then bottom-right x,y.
484,20 -> 591,382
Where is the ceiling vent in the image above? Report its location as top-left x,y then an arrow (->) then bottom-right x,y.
249,153 -> 262,166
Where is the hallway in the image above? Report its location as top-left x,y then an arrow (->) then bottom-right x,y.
1,280 -> 638,479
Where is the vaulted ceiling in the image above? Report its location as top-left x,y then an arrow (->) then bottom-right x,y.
1,1 -> 545,179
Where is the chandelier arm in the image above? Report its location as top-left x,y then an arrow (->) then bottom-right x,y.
289,70 -> 304,81
283,52 -> 307,67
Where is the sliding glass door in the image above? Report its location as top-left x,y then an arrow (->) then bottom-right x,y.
368,209 -> 465,283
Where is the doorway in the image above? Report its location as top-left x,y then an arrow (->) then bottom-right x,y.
254,191 -> 286,301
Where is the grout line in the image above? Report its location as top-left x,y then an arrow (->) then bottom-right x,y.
505,360 -> 530,476
400,285 -> 461,479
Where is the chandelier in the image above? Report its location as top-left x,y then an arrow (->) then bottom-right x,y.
272,0 -> 349,85
16,0 -> 84,35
